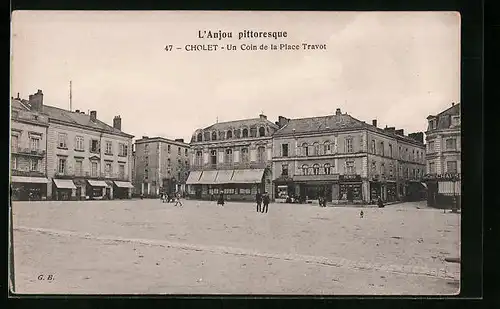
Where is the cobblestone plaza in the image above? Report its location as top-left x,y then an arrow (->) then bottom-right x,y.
12,199 -> 460,295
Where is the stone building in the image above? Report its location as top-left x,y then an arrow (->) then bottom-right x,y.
424,102 -> 461,209
272,108 -> 426,205
187,114 -> 280,201
133,137 -> 190,197
10,94 -> 50,200
15,90 -> 135,200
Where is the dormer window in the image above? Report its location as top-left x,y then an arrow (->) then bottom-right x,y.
259,127 -> 265,137
197,133 -> 202,142
226,130 -> 233,139
452,115 -> 460,126
242,128 -> 249,138
211,132 -> 217,141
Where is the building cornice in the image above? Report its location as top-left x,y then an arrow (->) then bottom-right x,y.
135,137 -> 190,147
12,118 -> 49,128
49,118 -> 134,139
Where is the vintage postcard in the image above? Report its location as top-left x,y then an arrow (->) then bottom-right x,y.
9,10 -> 461,295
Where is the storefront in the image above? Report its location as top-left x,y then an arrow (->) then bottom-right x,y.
113,181 -> 134,199
11,176 -> 49,201
292,174 -> 340,204
424,173 -> 460,209
369,180 -> 381,202
86,180 -> 109,200
52,178 -> 77,201
273,176 -> 295,203
386,181 -> 398,202
338,174 -> 363,204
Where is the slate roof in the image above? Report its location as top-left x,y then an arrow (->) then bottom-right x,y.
202,117 -> 279,132
428,103 -> 461,130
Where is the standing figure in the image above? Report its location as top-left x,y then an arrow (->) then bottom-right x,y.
377,195 -> 385,208
261,192 -> 270,213
217,192 -> 225,206
174,191 -> 183,207
256,191 -> 262,212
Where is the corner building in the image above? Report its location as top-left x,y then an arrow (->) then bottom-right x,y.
133,137 -> 190,197
424,102 -> 461,209
272,109 -> 426,204
187,114 -> 279,201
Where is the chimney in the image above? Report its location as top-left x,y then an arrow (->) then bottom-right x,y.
113,115 -> 122,130
372,119 -> 377,127
75,109 -> 80,113
142,136 -> 149,139
175,138 -> 184,143
28,89 -> 44,112
395,129 -> 404,136
17,93 -> 20,99
277,116 -> 289,128
90,110 -> 97,121
452,102 -> 455,106
259,114 -> 267,120
408,132 -> 424,143
335,108 -> 341,116
384,126 -> 396,133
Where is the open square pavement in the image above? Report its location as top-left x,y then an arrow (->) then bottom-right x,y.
11,199 -> 460,295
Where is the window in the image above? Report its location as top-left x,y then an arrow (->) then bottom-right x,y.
185,149 -> 188,156
447,161 -> 458,173
168,145 -> 171,153
225,149 -> 233,163
446,139 -> 457,150
250,127 -> 257,137
58,133 -> 68,148
302,143 -> 309,156
381,163 -> 385,176
224,188 -> 235,195
345,138 -> 353,153
30,159 -> 39,171
105,141 -> 113,155
195,151 -> 203,166
389,144 -> 393,157
75,136 -> 85,151
234,129 -> 241,138
105,163 -> 112,176
219,131 -> 225,140
119,164 -> 125,179
11,135 -> 18,152
241,148 -> 249,163
90,139 -> 99,153
281,144 -> 289,157
281,164 -> 289,176
204,131 -> 211,141
389,167 -> 393,177
178,147 -> 181,156
259,127 -> 266,137
144,144 -> 149,153
210,150 -> 217,165
411,150 -> 415,161
91,161 -> 98,177
119,144 -> 128,157
416,151 -> 419,162
313,164 -> 320,175
242,128 -> 249,138
313,143 -> 320,156
30,137 -> 40,150
324,163 -> 331,175
75,160 -> 83,176
239,188 -> 251,195
399,146 -> 402,159
371,161 -> 377,173
346,161 -> 355,174
428,141 -> 435,153
452,115 -> 460,126
167,158 -> 170,165
324,142 -> 331,155
212,132 -> 217,141
302,164 -> 309,175
380,142 -> 384,156
405,168 -> 409,179
371,140 -> 376,154
257,146 -> 266,163
197,133 -> 203,142
185,160 -> 188,166
11,157 -> 17,170
58,157 -> 66,174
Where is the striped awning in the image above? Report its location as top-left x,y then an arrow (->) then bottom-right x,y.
198,170 -> 218,184
186,171 -> 203,185
114,181 -> 134,188
11,176 -> 49,184
214,170 -> 234,184
230,169 -> 265,184
53,179 -> 77,189
87,180 -> 108,187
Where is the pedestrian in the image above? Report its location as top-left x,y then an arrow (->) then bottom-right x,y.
217,192 -> 225,206
261,192 -> 270,213
377,195 -> 385,208
256,191 -> 262,212
174,191 -> 183,207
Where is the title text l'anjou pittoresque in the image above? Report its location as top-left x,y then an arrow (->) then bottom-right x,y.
198,30 -> 288,40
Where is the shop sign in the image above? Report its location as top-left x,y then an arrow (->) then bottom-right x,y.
423,173 -> 461,181
340,174 -> 361,181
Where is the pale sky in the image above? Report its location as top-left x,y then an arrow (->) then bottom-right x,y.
11,11 -> 460,142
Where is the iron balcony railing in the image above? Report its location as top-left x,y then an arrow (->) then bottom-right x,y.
12,147 -> 46,157
190,161 -> 269,171
54,170 -> 130,181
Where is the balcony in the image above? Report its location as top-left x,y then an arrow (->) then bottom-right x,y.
11,169 -> 45,177
12,147 -> 46,157
190,161 -> 270,171
54,170 -> 130,181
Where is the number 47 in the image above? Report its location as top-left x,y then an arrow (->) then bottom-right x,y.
165,45 -> 173,51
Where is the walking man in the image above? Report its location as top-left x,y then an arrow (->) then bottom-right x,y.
261,192 -> 270,213
256,191 -> 262,212
217,192 -> 225,207
174,191 -> 183,207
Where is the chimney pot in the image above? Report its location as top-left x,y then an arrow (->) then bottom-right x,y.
17,93 -> 20,99
335,108 -> 341,115
28,89 -> 44,112
75,109 -> 80,113
90,110 -> 97,121
372,119 -> 377,127
113,115 -> 122,130
452,102 -> 455,106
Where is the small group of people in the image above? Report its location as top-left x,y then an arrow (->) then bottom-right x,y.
160,191 -> 183,207
255,191 -> 270,213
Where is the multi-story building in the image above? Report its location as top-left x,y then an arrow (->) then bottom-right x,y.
16,90 -> 135,200
10,94 -> 50,200
187,114 -> 280,201
424,102 -> 461,209
272,108 -> 426,204
134,137 -> 190,197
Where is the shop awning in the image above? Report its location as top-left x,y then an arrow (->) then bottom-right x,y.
186,171 -> 203,184
215,170 -> 234,184
198,170 -> 218,184
230,169 -> 265,184
87,180 -> 108,187
53,179 -> 77,189
11,176 -> 49,184
114,181 -> 134,188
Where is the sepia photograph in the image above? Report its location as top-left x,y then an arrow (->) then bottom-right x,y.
9,10 -> 461,295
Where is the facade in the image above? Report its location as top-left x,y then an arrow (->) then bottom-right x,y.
424,102 -> 461,209
187,114 -> 280,201
15,90 -> 135,201
272,108 -> 426,205
10,95 -> 50,200
134,137 -> 190,197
